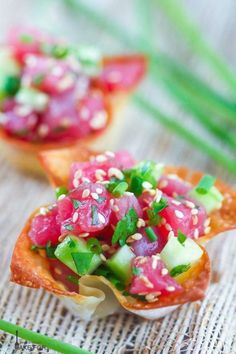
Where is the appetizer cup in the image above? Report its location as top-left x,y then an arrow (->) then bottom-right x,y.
0,27 -> 146,175
11,147 -> 236,320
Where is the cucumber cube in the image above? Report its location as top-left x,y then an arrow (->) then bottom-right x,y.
160,236 -> 203,272
0,49 -> 20,97
16,87 -> 49,112
55,236 -> 102,276
106,245 -> 135,284
189,186 -> 223,213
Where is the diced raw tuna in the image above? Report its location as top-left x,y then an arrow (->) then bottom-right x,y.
57,183 -> 111,235
130,255 -> 182,295
29,206 -> 61,246
110,193 -> 143,224
132,229 -> 167,256
158,175 -> 191,197
49,259 -> 79,292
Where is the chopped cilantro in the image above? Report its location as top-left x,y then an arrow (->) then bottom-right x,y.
67,275 -> 79,285
94,265 -> 126,291
170,264 -> 191,277
87,238 -> 102,254
153,198 -> 168,213
111,181 -> 128,197
45,242 -> 57,259
147,198 -> 168,226
195,175 -> 216,195
112,208 -> 138,246
71,252 -> 94,276
91,205 -> 99,225
132,267 -> 142,276
55,186 -> 68,199
177,231 -> 187,245
71,198 -> 84,209
3,76 -> 21,96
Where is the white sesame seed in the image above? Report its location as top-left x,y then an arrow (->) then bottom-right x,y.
161,268 -> 169,276
131,233 -> 143,241
166,286 -> 175,292
152,255 -> 160,270
192,215 -> 198,226
108,167 -> 124,180
105,151 -> 115,158
142,181 -> 153,190
39,207 -> 49,215
100,254 -> 107,261
194,229 -> 199,239
137,218 -> 146,228
147,189 -> 156,196
110,199 -> 114,206
112,205 -> 120,212
161,218 -> 167,225
74,169 -> 82,180
37,124 -> 49,137
95,169 -> 106,181
90,111 -> 108,130
79,232 -> 89,238
159,180 -> 168,189
98,213 -> 106,224
168,231 -> 174,239
145,294 -> 158,303
191,208 -> 199,215
172,200 -> 181,206
204,218 -> 211,227
165,223 -> 172,231
96,188 -> 103,194
82,189 -> 90,198
175,210 -> 184,219
140,275 -> 154,288
58,74 -> 74,91
81,177 -> 90,183
101,244 -> 110,252
204,226 -> 211,234
154,189 -> 163,203
58,194 -> 66,201
96,154 -> 108,163
185,200 -> 195,209
72,212 -> 79,223
73,178 -> 79,188
91,192 -> 99,200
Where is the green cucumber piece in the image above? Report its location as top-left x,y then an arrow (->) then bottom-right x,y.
55,236 -> 102,276
16,87 -> 49,112
189,186 -> 223,213
106,245 -> 135,284
160,236 -> 203,273
0,49 -> 20,97
74,46 -> 102,76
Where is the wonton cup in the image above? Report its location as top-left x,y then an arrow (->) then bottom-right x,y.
11,146 -> 236,320
1,55 -> 146,176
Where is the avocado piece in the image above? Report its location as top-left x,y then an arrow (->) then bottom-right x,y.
106,245 -> 135,284
189,186 -> 223,213
55,236 -> 102,276
160,236 -> 203,273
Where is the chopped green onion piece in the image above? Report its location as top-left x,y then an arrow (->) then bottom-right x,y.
132,267 -> 142,276
51,44 -> 69,59
129,175 -> 143,196
94,265 -> 126,291
87,238 -> 102,254
55,186 -> 68,199
20,33 -> 33,43
91,205 -> 99,225
177,231 -> 187,244
71,252 -> 94,276
45,242 -> 57,259
195,175 -> 216,195
64,224 -> 74,231
170,264 -> 191,277
111,181 -> 128,197
3,75 -> 21,96
145,227 -> 158,242
112,208 -> 138,246
67,275 -> 79,285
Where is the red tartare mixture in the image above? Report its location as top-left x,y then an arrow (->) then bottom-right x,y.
29,151 -> 223,300
0,27 -> 145,144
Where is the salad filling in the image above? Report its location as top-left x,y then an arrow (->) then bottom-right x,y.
29,151 -> 223,302
0,27 -> 145,144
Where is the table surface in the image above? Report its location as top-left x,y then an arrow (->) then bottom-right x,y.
0,0 -> 236,353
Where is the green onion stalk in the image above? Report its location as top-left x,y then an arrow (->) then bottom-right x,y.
0,319 -> 92,354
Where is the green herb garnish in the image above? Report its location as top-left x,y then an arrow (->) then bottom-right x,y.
177,231 -> 187,244
91,205 -> 99,225
145,227 -> 158,242
67,275 -> 79,285
64,224 -> 74,231
3,76 -> 21,96
195,175 -> 216,194
72,198 -> 84,209
96,196 -> 106,204
45,242 -> 57,259
94,265 -> 126,291
112,208 -> 138,246
87,238 -> 102,254
20,33 -> 33,43
111,181 -> 128,197
170,264 -> 191,277
71,252 -> 94,276
55,186 -> 68,199
132,267 -> 142,276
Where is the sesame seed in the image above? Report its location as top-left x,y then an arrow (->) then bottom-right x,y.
58,235 -> 67,242
96,154 -> 108,163
137,218 -> 146,228
39,207 -> 49,215
175,210 -> 184,219
96,188 -> 103,194
55,268 -> 63,275
110,199 -> 114,206
124,191 -> 134,196
185,200 -> 195,209
154,189 -> 163,202
95,169 -> 106,181
147,189 -> 156,196
72,212 -> 79,223
166,286 -> 175,292
204,218 -> 211,227
142,181 -> 153,190
51,66 -> 64,77
58,74 -> 74,91
101,244 -> 110,252
161,268 -> 169,276
145,294 -> 158,303
192,215 -> 198,226
159,180 -> 168,189
191,208 -> 199,215
98,213 -> 106,224
74,169 -> 82,180
165,223 -> 172,231
90,111 -> 108,130
38,124 -> 49,137
79,232 -> 89,238
91,192 -> 99,200
152,255 -> 160,270
194,229 -> 199,239
112,205 -> 120,212
140,275 -> 154,288
108,167 -> 124,180
105,151 -> 115,158
100,254 -> 107,261
82,189 -> 90,198
204,226 -> 211,234
73,178 -> 79,188
172,200 -> 181,206
161,218 -> 167,225
131,233 -> 143,241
